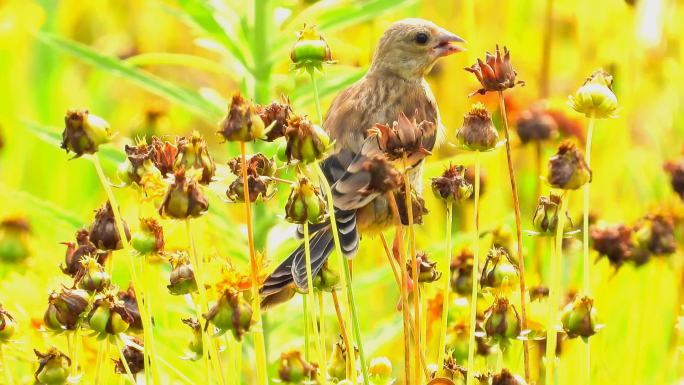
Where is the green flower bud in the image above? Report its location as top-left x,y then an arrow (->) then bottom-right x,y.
285,177 -> 327,224
89,202 -> 131,251
0,217 -> 31,263
76,257 -> 111,293
175,131 -> 216,185
278,350 -> 318,383
183,318 -> 203,360
167,252 -> 198,296
284,116 -> 332,164
131,218 -> 164,255
311,263 -> 340,292
159,169 -> 209,219
432,165 -> 474,203
569,70 -> 618,119
457,103 -> 498,152
204,290 -> 253,340
407,251 -> 441,283
327,339 -> 347,381
34,348 -> 71,385
87,294 -> 133,337
450,250 -> 473,296
547,141 -> 591,190
483,297 -> 521,345
532,193 -> 573,235
480,248 -> 519,293
0,305 -> 16,343
218,93 -> 265,142
61,109 -> 112,157
561,295 -> 599,340
43,288 -> 89,332
290,24 -> 333,71
368,356 -> 393,385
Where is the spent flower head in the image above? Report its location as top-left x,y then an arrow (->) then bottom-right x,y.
118,139 -> 158,186
282,115 -> 332,164
218,92 -> 265,142
561,295 -> 599,340
483,297 -> 521,346
285,177 -> 328,224
0,216 -> 31,263
89,202 -> 131,251
368,111 -> 435,164
43,288 -> 89,332
61,109 -> 112,157
114,337 -> 145,375
0,304 -> 16,343
547,141 -> 592,190
159,168 -> 209,219
131,217 -> 164,255
203,290 -> 253,340
407,251 -> 441,283
480,247 -> 519,293
174,131 -> 216,185
432,164 -> 474,203
531,193 -> 573,235
258,96 -> 293,142
34,347 -> 71,385
457,103 -> 499,151
278,350 -> 319,383
167,252 -> 198,296
515,103 -> 559,144
87,291 -> 134,337
465,45 -> 524,96
118,287 -> 143,332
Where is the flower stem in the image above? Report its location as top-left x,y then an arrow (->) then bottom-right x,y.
239,141 -> 269,385
545,191 -> 567,382
437,201 -> 454,370
308,68 -> 324,125
331,290 -> 354,380
466,151 -> 481,385
303,221 -> 325,375
116,337 -> 137,384
314,163 -> 369,384
1,345 -> 13,385
318,291 -> 327,377
498,91 -> 531,382
583,116 -> 595,385
303,295 -> 310,361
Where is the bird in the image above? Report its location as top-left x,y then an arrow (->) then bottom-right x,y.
261,18 -> 465,307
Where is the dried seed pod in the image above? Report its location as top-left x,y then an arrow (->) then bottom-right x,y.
450,249 -> 474,295
174,131 -> 216,184
61,109 -> 111,157
290,24 -> 333,71
547,141 -> 591,190
218,93 -> 265,142
183,318 -> 203,361
483,297 -> 521,345
515,104 -> 558,144
61,229 -> 107,277
285,177 -> 327,224
34,347 -> 71,385
114,337 -> 144,375
569,70 -> 618,119
664,159 -> 684,201
258,96 -> 293,141
118,287 -> 143,332
432,165 -> 473,203
227,153 -> 277,178
480,248 -> 519,293
561,295 -> 599,340
492,368 -> 527,385
226,175 -> 275,203
0,217 -> 31,263
167,252 -> 198,296
43,288 -> 89,332
531,193 -> 573,235
159,169 -> 209,219
394,185 -> 428,225
149,137 -> 179,177
590,224 -> 645,268
407,251 -> 441,283
117,140 -> 159,186
465,45 -> 524,96
89,202 -> 131,251
203,290 -> 253,340
131,217 -> 164,255
0,304 -> 16,343
368,112 -> 435,164
278,350 -> 318,383
87,293 -> 133,337
76,257 -> 111,293
457,103 -> 499,152
283,115 -> 332,164
633,214 -> 676,256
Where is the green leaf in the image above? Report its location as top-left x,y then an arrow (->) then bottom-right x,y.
36,31 -> 223,123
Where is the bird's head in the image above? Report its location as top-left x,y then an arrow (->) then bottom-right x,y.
369,18 -> 465,81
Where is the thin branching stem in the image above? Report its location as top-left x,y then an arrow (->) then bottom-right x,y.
466,151 -> 481,385
499,91 -> 531,381
438,201 -> 454,369
583,115 -> 595,385
546,191 -> 567,382
303,221 -> 325,376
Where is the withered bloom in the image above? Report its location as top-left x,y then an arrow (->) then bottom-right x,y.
0,217 -> 32,263
159,169 -> 209,219
394,185 -> 428,225
167,252 -> 198,296
228,153 -> 276,178
149,137 -> 178,177
218,92 -> 265,142
88,293 -> 134,336
203,290 -> 253,340
119,141 -> 156,185
258,96 -> 293,141
61,109 -> 112,157
227,175 -> 274,203
480,247 -> 519,292
633,214 -> 676,256
0,304 -> 16,342
590,224 -> 645,267
450,249 -> 474,295
432,164 -> 473,203
34,348 -> 71,385
483,297 -> 521,345
532,193 -> 573,235
43,288 -> 89,332
118,287 -> 143,332
114,337 -> 145,375
183,318 -> 203,360
547,141 -> 591,190
664,159 -> 684,200
561,295 -> 599,340
285,177 -> 328,224
61,229 -> 107,277
465,45 -> 524,96
174,131 -> 216,184
515,104 -> 558,144
457,103 -> 499,151
491,369 -> 527,385
283,115 -> 332,164
368,112 -> 435,164
407,251 -> 441,283
279,350 -> 318,383
131,218 -> 164,255
89,202 -> 131,251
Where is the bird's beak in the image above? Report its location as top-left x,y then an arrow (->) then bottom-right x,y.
433,29 -> 466,57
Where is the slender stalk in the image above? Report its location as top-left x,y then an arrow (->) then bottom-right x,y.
582,116 -> 595,385
385,193 -> 411,383
331,290 -> 354,380
318,291 -> 327,378
540,0 -> 555,98
116,337 -> 137,384
103,342 -> 111,385
309,68 -> 324,125
535,142 -> 545,278
303,222 -> 325,374
466,151 -> 481,385
498,91 -> 531,382
304,295 -> 310,360
545,192 -> 567,382
437,202 -> 454,369
0,345 -> 13,385
314,164 -> 368,384
239,142 -> 269,385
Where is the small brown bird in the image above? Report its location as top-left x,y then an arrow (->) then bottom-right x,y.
262,18 -> 465,307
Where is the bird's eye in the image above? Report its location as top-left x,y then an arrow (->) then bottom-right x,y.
415,32 -> 429,45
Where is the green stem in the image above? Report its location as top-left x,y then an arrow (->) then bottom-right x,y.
303,222 -> 325,376
116,337 -> 137,384
545,191 -> 567,382
304,295 -> 310,361
314,163 -> 368,384
583,116 -> 595,385
318,291 -> 326,374
309,68 -> 324,125
437,202 -> 453,369
466,151 -> 481,385
239,142 -> 269,385
499,91 -> 530,382
1,345 -> 13,385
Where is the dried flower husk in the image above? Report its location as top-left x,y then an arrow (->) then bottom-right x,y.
590,224 -> 647,268
0,304 -> 16,343
483,297 -> 521,345
89,202 -> 131,251
114,337 -> 145,375
183,318 -> 203,361
547,141 -> 592,190
218,93 -> 265,142
407,251 -> 441,283
131,217 -> 164,255
43,288 -> 89,332
480,248 -> 519,293
561,295 -> 599,340
465,45 -> 524,96
167,252 -> 198,296
450,249 -> 474,295
0,217 -> 31,263
226,175 -> 276,203
664,159 -> 684,201
283,115 -> 332,164
531,193 -> 573,235
118,287 -> 143,332
228,153 -> 277,178
203,290 -> 253,340
87,293 -> 134,337
368,112 -> 435,164
159,169 -> 209,219
76,257 -> 111,293
492,368 -> 527,385
279,350 -> 319,383
61,229 -> 108,277
633,214 -> 676,256
117,140 -> 159,186
569,70 -> 618,119
34,347 -> 71,385
457,103 -> 499,152
174,131 -> 216,184
515,104 -> 558,144
149,137 -> 179,177
394,185 -> 428,225
258,96 -> 293,141
432,164 -> 474,203
290,24 -> 334,71
285,177 -> 327,224
61,109 -> 111,157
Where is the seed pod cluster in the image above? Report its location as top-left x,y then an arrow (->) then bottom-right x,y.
218,93 -> 265,142
226,153 -> 277,203
204,290 -> 253,340
483,297 -> 521,346
285,177 -> 327,224
531,193 -> 573,235
561,295 -> 599,340
480,248 -> 519,293
87,292 -> 134,337
174,131 -> 216,185
159,169 -> 209,219
282,115 -> 332,164
61,109 -> 111,157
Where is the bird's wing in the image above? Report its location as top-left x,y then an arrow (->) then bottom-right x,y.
329,136 -> 386,211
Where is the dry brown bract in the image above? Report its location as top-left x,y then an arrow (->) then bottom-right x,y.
465,45 -> 524,96
368,111 -> 435,165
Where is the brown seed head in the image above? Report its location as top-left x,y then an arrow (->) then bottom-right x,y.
465,45 -> 524,96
